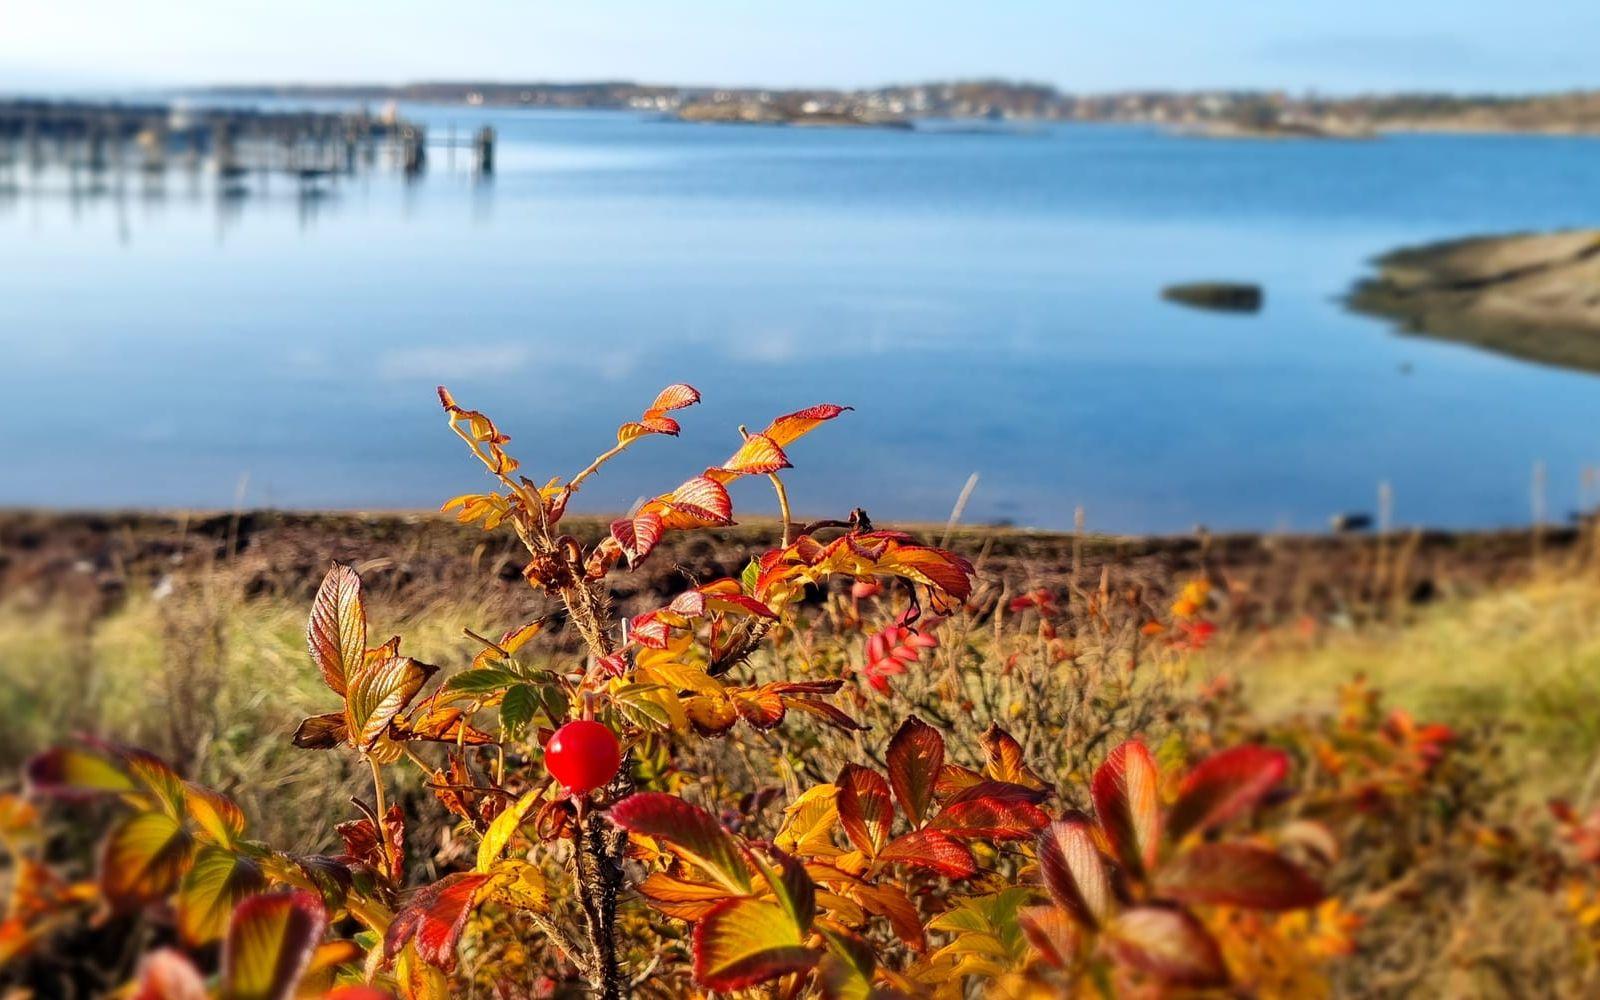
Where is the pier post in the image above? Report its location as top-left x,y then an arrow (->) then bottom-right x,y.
475,125 -> 495,174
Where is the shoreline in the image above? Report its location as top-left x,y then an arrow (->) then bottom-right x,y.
1348,229 -> 1600,373
3,508 -> 1588,629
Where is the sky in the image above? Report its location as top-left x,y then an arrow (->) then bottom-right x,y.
2,0 -> 1598,95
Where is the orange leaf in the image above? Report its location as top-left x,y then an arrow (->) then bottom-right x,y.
1092,741 -> 1162,878
716,433 -> 791,476
836,765 -> 893,857
886,716 -> 944,828
307,564 -> 366,697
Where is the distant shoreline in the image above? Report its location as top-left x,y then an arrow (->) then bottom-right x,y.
1348,230 -> 1600,373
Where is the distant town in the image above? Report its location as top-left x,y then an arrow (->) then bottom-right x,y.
200,80 -> 1600,136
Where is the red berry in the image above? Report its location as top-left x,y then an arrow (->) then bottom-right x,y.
544,720 -> 622,795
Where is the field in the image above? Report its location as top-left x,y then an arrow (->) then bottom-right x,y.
4,488 -> 1600,997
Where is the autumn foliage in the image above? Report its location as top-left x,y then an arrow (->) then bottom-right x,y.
2,380 -> 1516,999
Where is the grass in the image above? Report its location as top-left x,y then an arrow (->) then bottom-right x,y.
1229,568 -> 1600,802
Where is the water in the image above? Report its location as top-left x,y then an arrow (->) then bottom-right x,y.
3,106 -> 1598,533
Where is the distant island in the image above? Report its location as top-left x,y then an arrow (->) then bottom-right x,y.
197,80 -> 1600,135
1349,230 -> 1600,372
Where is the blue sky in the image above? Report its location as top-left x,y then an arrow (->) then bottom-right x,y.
4,1 -> 1597,94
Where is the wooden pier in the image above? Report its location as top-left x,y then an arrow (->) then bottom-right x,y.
0,99 -> 495,186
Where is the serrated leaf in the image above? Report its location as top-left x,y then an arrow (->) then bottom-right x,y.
500,684 -> 538,735
1037,815 -> 1111,930
1107,905 -> 1227,988
1166,745 -> 1289,842
717,433 -> 791,476
610,511 -> 664,565
879,829 -> 976,878
221,890 -> 328,1000
610,793 -> 752,895
345,657 -> 434,752
929,781 -> 1050,841
692,897 -> 820,992
307,564 -> 365,697
1092,740 -> 1162,878
178,846 -> 266,946
1154,843 -> 1324,910
382,873 -> 495,973
886,716 -> 944,828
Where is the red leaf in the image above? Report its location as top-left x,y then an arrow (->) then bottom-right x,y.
1155,843 -> 1325,911
132,949 -> 207,1000
382,873 -> 493,972
836,765 -> 893,856
609,512 -> 664,565
1107,905 -> 1228,988
886,716 -> 945,828
1167,745 -> 1289,842
879,829 -> 976,878
1037,815 -> 1112,930
1018,906 -> 1081,971
662,476 -> 735,528
928,785 -> 1050,842
610,793 -> 752,895
1092,741 -> 1162,877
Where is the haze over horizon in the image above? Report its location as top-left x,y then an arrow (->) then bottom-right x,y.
3,0 -> 1598,98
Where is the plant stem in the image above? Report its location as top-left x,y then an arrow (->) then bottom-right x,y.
769,473 -> 793,547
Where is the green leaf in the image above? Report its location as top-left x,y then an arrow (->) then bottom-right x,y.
499,684 -> 538,735
740,558 -> 761,595
443,668 -> 521,696
179,846 -> 267,945
692,898 -> 820,992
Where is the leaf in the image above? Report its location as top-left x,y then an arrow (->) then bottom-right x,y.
1107,905 -> 1228,988
1036,816 -> 1111,930
478,788 -> 543,872
307,564 -> 366,697
221,890 -> 328,1000
382,872 -> 495,973
692,897 -> 820,992
185,782 -> 247,847
1166,745 -> 1290,842
662,475 -> 735,528
441,668 -> 521,695
132,949 -> 209,1000
290,713 -> 347,750
178,846 -> 267,945
929,782 -> 1050,841
1018,905 -> 1081,971
345,657 -> 435,752
484,859 -> 549,912
499,684 -> 539,735
100,810 -> 194,911
835,765 -> 893,857
610,793 -> 752,895
879,829 -> 976,878
649,383 -> 702,413
24,746 -> 134,799
886,716 -> 944,828
851,882 -> 925,951
758,404 -> 852,450
637,871 -> 735,920
610,511 -> 664,565
980,724 -> 1049,791
749,845 -> 816,933
717,433 -> 791,476
1091,740 -> 1162,878
1154,843 -> 1324,911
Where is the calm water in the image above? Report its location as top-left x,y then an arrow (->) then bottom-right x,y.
2,106 -> 1598,532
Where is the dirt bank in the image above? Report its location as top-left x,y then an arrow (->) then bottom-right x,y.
1,509 -> 1587,631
